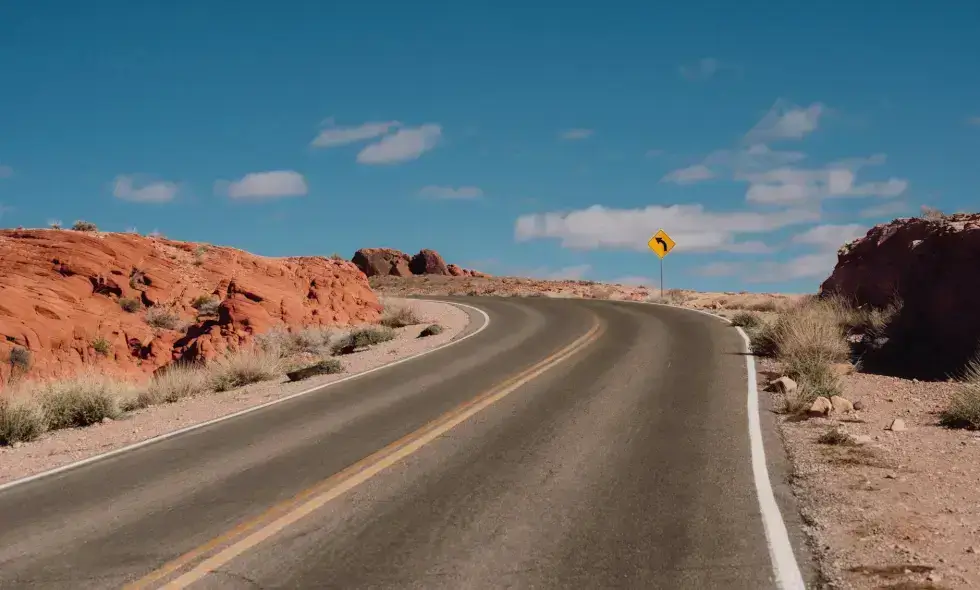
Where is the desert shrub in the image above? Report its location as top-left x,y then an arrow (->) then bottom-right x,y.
136,363 -> 209,407
145,306 -> 181,330
329,253 -> 345,261
256,326 -> 335,357
418,324 -> 444,338
48,220 -> 62,230
192,245 -> 208,266
119,297 -> 141,313
379,304 -> 422,328
7,346 -> 31,372
92,336 -> 112,356
286,358 -> 344,381
0,396 -> 46,445
817,426 -> 853,446
647,288 -> 689,305
940,355 -> 980,429
71,220 -> 98,232
208,346 -> 282,392
920,205 -> 946,221
746,299 -> 779,312
730,311 -> 762,329
37,377 -> 123,429
331,326 -> 396,355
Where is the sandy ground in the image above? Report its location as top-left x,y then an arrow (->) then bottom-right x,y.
0,298 -> 471,485
760,358 -> 980,590
370,274 -> 804,312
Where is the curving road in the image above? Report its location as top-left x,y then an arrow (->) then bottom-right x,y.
0,297 -> 812,589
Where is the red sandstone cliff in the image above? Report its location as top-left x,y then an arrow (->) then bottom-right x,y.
0,229 -> 381,386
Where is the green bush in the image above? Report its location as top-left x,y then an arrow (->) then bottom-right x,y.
39,378 -> 122,429
730,311 -> 761,329
92,336 -> 112,356
71,220 -> 98,232
0,397 -> 46,445
145,306 -> 181,330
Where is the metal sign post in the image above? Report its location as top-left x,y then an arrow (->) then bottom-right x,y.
647,228 -> 676,299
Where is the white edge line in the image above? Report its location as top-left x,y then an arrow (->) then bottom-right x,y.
0,301 -> 491,494
615,299 -> 806,590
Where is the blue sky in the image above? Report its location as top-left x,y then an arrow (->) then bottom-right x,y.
1,2 -> 978,294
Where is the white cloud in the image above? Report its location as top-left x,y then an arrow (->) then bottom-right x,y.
739,161 -> 908,205
311,121 -> 400,148
113,175 -> 179,203
419,185 -> 483,199
514,203 -> 818,253
561,129 -> 594,140
748,252 -> 839,282
792,223 -> 868,249
221,170 -> 308,199
679,58 -> 720,80
661,164 -> 714,184
0,164 -> 12,178
859,200 -> 910,218
357,124 -> 442,164
745,99 -> 826,142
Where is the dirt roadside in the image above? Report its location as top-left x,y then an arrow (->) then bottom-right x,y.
760,357 -> 980,590
0,298 -> 472,486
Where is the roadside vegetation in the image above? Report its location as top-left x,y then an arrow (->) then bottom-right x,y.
743,294 -> 902,414
0,301 -> 439,446
940,353 -> 980,430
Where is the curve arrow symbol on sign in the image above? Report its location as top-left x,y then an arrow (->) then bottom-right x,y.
655,237 -> 668,251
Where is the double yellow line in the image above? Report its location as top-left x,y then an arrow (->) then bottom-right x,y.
125,318 -> 603,589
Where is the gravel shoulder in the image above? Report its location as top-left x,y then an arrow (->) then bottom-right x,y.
0,298 -> 472,486
760,358 -> 980,590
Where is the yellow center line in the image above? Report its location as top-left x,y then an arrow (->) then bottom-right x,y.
123,318 -> 603,590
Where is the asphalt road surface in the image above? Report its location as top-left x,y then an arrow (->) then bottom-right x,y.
0,297 -> 811,589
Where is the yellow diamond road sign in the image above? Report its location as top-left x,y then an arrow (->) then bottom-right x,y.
647,229 -> 676,259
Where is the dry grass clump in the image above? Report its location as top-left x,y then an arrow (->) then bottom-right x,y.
208,346 -> 283,392
0,396 -> 46,445
746,297 -> 851,410
136,363 -> 209,408
35,376 -> 126,429
817,425 -> 853,446
257,326 -> 336,357
119,297 -> 142,313
730,311 -> 762,329
940,355 -> 980,430
379,303 -> 423,328
647,288 -> 690,306
331,326 -> 396,355
145,305 -> 182,330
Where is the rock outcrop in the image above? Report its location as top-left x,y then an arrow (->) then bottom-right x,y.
351,247 -> 487,278
409,249 -> 449,276
0,229 -> 382,386
351,248 -> 412,278
819,213 -> 980,379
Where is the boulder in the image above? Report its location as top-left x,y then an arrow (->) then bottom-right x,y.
769,376 -> 798,395
819,213 -> 980,379
830,395 -> 855,413
351,248 -> 412,278
808,396 -> 833,417
409,249 -> 449,276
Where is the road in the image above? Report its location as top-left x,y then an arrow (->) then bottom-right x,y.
0,296 -> 810,589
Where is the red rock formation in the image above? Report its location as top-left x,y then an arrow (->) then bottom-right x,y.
409,249 -> 449,276
354,247 -> 487,278
351,248 -> 412,278
0,229 -> 382,386
819,213 -> 980,379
